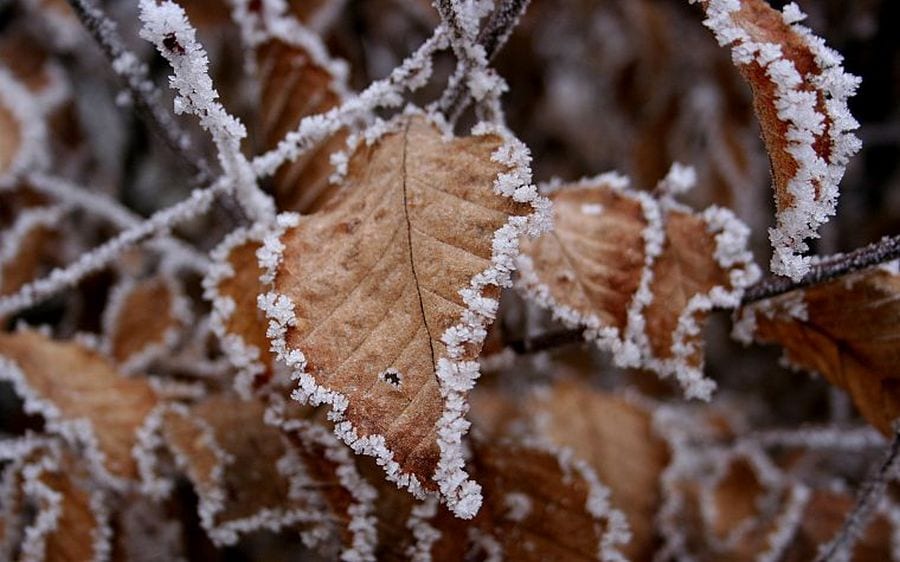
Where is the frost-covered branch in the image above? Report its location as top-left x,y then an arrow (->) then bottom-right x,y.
744,233 -> 900,303
437,0 -> 529,123
65,0 -> 214,185
138,0 -> 275,224
27,173 -> 210,271
815,424 -> 900,562
0,179 -> 227,317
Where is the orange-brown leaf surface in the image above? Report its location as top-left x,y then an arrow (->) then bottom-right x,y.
0,208 -> 59,299
33,454 -> 109,562
525,380 -> 669,560
0,330 -> 158,481
696,0 -> 860,279
738,266 -> 900,434
205,230 -> 276,394
256,10 -> 348,213
105,276 -> 184,370
518,177 -> 757,399
262,114 -> 542,515
161,395 -> 327,545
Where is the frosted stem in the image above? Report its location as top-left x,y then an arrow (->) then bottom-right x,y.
65,0 -> 214,185
26,173 -> 210,271
0,179 -> 227,318
744,233 -> 900,303
815,424 -> 900,562
438,0 -> 530,123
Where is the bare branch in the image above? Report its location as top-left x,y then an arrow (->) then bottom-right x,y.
743,233 -> 900,303
0,179 -> 227,318
65,0 -> 214,185
438,0 -> 531,122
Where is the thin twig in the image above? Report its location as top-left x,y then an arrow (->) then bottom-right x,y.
438,0 -> 530,122
504,233 -> 900,355
743,233 -> 900,303
65,0 -> 214,185
815,424 -> 900,562
0,180 -> 228,318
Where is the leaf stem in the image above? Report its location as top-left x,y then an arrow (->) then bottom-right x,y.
743,233 -> 900,303
504,233 -> 900,355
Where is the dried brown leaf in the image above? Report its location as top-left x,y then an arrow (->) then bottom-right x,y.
204,227 -> 276,395
388,437 -> 632,561
260,114 -> 546,517
696,0 -> 860,279
0,330 -> 159,482
524,379 -> 669,560
160,395 -> 328,546
1,443 -> 110,562
104,276 -> 187,371
255,10 -> 348,213
517,176 -> 758,399
737,266 -> 900,434
0,207 -> 60,299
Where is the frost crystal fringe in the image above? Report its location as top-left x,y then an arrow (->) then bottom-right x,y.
693,0 -> 861,280
258,112 -> 551,519
517,171 -> 759,400
138,0 -> 275,224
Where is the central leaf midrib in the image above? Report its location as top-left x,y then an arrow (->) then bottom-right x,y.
400,121 -> 438,371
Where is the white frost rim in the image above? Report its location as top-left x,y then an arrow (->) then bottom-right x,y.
516,172 -> 760,400
694,0 -> 861,281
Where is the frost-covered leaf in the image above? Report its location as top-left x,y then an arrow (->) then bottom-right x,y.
386,437 -> 632,561
522,380 -> 669,560
158,395 -> 329,547
0,442 -> 111,562
735,265 -> 900,434
103,275 -> 189,373
252,0 -> 350,213
0,207 -> 60,299
259,113 -> 548,518
517,173 -> 758,399
203,226 -> 276,397
0,330 -> 159,483
256,38 -> 347,214
694,0 -> 861,280
271,405 -> 378,561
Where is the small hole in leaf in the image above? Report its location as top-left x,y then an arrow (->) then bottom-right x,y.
380,368 -> 402,388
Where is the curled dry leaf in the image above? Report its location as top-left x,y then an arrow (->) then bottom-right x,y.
0,330 -> 159,483
159,395 -> 328,547
258,113 -> 548,518
22,451 -> 111,562
517,173 -> 758,399
254,2 -> 350,213
103,275 -> 189,373
271,405 -> 379,561
694,0 -> 861,280
204,225 -> 276,397
735,265 -> 900,434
